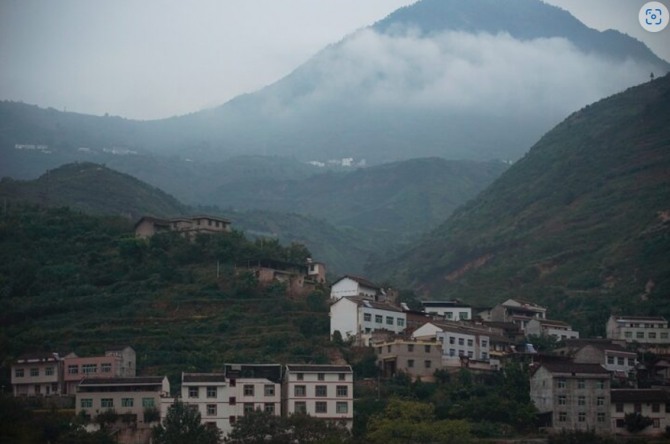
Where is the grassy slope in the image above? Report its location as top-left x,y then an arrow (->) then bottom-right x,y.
372,75 -> 670,335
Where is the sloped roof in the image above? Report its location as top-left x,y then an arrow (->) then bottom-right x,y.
539,362 -> 609,375
333,275 -> 380,290
286,364 -> 352,373
345,296 -> 403,313
182,373 -> 227,383
611,389 -> 670,403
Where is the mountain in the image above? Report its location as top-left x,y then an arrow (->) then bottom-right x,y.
369,73 -> 670,335
0,162 -> 187,220
1,0 -> 668,166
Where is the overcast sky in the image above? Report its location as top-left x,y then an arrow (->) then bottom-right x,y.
0,0 -> 667,120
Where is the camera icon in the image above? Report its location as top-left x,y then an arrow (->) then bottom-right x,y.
640,1 -> 668,32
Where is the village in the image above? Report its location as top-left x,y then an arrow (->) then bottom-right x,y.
8,215 -> 670,442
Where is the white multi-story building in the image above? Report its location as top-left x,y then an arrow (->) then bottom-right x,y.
412,322 -> 492,363
421,301 -> 472,321
330,296 -> 406,345
181,364 -> 282,437
606,316 -> 670,345
283,364 -> 353,430
329,275 -> 380,301
11,352 -> 62,396
491,298 -> 547,332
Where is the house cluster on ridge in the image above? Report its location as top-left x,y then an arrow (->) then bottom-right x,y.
134,214 -> 231,238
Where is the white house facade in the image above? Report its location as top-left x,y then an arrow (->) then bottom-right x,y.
329,276 -> 380,301
330,297 -> 406,345
606,316 -> 670,344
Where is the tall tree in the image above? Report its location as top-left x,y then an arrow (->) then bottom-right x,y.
152,401 -> 221,444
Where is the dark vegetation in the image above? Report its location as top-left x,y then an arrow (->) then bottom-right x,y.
0,203 -> 334,388
372,74 -> 670,337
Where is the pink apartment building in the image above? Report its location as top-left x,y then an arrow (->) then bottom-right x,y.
63,346 -> 136,394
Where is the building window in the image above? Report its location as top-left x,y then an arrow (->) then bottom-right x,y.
661,332 -> 669,339
458,338 -> 464,346
558,395 -> 566,405
339,373 -> 346,381
386,316 -> 393,325
597,397 -> 605,406
425,360 -> 432,369
364,313 -> 372,322
481,352 -> 488,360
449,337 -> 455,344
315,401 -> 327,413
577,396 -> 585,406
375,315 -> 382,323
295,402 -> 306,414
617,357 -> 624,365
597,380 -> 606,390
101,399 -> 114,408
597,412 -> 605,423
264,403 -> 275,414
628,358 -> 635,366
101,363 -> 112,373
318,373 -> 325,381
636,332 -> 644,339
459,312 -> 468,320
34,384 -> 40,394
121,398 -> 134,407
243,403 -> 254,414
67,365 -> 78,375
558,412 -> 567,422
15,368 -> 24,378
407,344 -> 414,352
315,385 -> 327,397
653,418 -> 660,428
243,385 -> 254,396
616,419 -> 625,428
557,379 -> 566,389
578,412 -> 586,422
649,332 -> 657,339
80,398 -> 93,408
397,318 -> 405,327
229,379 -> 236,387
424,345 -> 431,353
577,379 -> 585,389
336,402 -> 348,414
336,385 -> 348,397
449,349 -> 455,357
481,340 -> 488,347
264,384 -> 275,397
294,385 -> 306,397
207,386 -> 217,398
408,359 -> 414,368
467,339 -> 473,347
230,416 -> 237,424
607,356 -> 614,364
30,368 -> 39,377
467,351 -> 473,358
188,387 -> 199,398
229,397 -> 236,405
625,331 -> 633,338
82,364 -> 97,374
297,373 -> 303,381
652,403 -> 660,413
616,403 -> 624,412
45,367 -> 54,376
142,398 -> 155,408
635,403 -> 642,413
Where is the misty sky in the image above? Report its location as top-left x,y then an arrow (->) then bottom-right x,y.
0,0 -> 668,120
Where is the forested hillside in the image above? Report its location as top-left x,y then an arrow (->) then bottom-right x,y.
0,204 -> 335,387
371,74 -> 670,337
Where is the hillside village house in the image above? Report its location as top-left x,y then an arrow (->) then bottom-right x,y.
611,389 -> 670,436
283,364 -> 353,430
412,322 -> 493,363
490,298 -> 547,332
330,296 -> 406,345
238,258 -> 326,297
530,362 -> 611,433
12,352 -> 62,396
557,339 -> 637,381
525,319 -> 579,341
77,376 -> 169,427
606,315 -> 670,346
329,275 -> 381,301
421,300 -> 472,321
134,215 -> 231,239
180,364 -> 282,436
376,339 -> 443,381
63,346 -> 136,394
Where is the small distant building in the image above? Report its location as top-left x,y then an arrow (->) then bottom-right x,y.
491,298 -> 547,332
283,364 -> 353,430
421,300 -> 472,321
63,346 -> 136,394
329,275 -> 381,301
11,352 -> 62,397
530,362 -> 610,433
375,339 -> 443,381
412,321 -> 493,365
239,258 -> 326,297
611,389 -> 670,436
526,319 -> 579,341
558,339 -> 636,380
606,316 -> 670,345
135,215 -> 231,239
329,296 -> 406,345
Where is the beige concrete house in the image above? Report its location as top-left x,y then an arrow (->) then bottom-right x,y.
240,258 -> 326,297
606,315 -> 670,346
526,318 -> 579,341
283,364 -> 353,430
135,215 -> 231,239
375,339 -> 443,381
530,362 -> 611,433
11,352 -> 62,396
611,389 -> 670,436
63,346 -> 136,394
